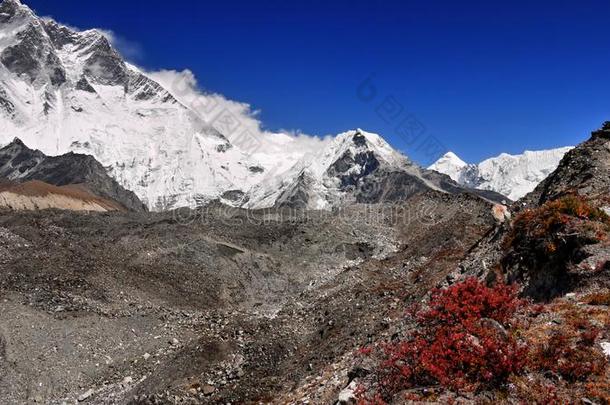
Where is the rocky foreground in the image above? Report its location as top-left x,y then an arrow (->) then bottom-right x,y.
0,190 -> 494,404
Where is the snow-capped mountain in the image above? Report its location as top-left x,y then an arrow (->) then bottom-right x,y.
244,129 -> 418,209
428,152 -> 468,181
0,0 -> 317,210
429,147 -> 573,200
0,0 -> 519,210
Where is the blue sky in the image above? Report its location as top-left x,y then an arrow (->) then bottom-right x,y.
24,0 -> 610,165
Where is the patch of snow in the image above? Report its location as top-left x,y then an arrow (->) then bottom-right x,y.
601,341 -> 610,358
338,381 -> 357,404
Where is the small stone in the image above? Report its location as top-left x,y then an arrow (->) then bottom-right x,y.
202,384 -> 215,395
480,318 -> 508,340
601,341 -> 610,358
122,376 -> 133,386
170,338 -> 179,346
78,389 -> 94,402
143,353 -> 151,360
492,204 -> 511,223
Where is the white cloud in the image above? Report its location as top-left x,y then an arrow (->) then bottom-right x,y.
45,16 -> 333,169
146,69 -> 332,159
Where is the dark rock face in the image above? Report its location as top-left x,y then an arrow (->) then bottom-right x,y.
329,150 -> 354,174
328,150 -> 381,189
46,52 -> 66,86
221,190 -> 248,203
75,76 -> 96,93
42,20 -> 81,49
274,172 -> 312,209
0,87 -> 16,117
1,24 -> 45,82
0,21 -> 67,87
248,166 -> 265,174
129,73 -> 176,102
0,0 -> 31,24
352,132 -> 368,147
522,125 -> 610,207
83,36 -> 128,86
355,170 -> 430,203
0,138 -> 147,211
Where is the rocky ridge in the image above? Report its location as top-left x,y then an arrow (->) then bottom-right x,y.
0,138 -> 146,211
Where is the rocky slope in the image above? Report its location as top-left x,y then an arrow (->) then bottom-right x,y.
456,122 -> 610,296
429,146 -> 573,200
0,122 -> 606,403
0,138 -> 145,211
0,187 -> 497,404
0,180 -> 125,211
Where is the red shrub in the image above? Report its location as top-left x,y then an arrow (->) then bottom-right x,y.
419,277 -> 522,327
360,278 -> 528,402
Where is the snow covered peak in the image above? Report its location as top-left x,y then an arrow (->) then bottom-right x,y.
309,129 -> 408,176
0,7 -> 255,210
242,129 -> 421,210
0,0 -> 33,19
428,147 -> 573,200
428,152 -> 467,182
439,151 -> 467,167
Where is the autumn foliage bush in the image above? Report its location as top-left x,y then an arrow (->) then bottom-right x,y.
504,194 -> 610,253
357,278 -> 610,404
500,195 -> 610,300
357,278 -> 528,403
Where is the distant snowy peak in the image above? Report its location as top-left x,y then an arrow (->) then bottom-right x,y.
429,147 -> 574,200
313,129 -> 410,177
240,129 -> 505,210
428,152 -> 467,182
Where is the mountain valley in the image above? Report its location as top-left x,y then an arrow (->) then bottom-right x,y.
0,1 -> 608,404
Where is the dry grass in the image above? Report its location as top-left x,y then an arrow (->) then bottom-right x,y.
582,290 -> 610,306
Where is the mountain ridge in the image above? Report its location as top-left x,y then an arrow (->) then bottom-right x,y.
429,145 -> 573,200
0,0 -> 511,211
